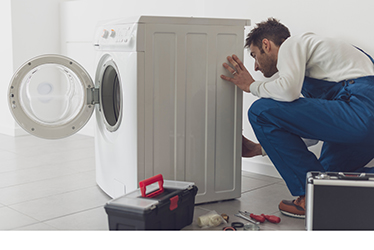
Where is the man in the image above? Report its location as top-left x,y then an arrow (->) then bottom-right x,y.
221,18 -> 374,218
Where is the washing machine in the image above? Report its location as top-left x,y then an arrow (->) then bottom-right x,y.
8,16 -> 250,204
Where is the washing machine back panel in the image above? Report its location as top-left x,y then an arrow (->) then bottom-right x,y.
139,19 -> 247,203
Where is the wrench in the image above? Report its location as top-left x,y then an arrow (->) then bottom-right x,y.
234,213 -> 260,225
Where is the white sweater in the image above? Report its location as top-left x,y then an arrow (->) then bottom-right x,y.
249,32 -> 374,102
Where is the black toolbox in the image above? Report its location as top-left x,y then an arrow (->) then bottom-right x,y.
104,174 -> 198,230
306,171 -> 374,230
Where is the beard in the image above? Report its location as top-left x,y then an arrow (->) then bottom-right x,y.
263,67 -> 278,78
260,55 -> 278,78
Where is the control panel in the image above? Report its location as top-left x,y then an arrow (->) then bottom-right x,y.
94,23 -> 138,51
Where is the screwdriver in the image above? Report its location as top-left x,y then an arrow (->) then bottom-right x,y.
261,214 -> 281,224
239,211 -> 265,223
244,211 -> 281,224
249,213 -> 266,223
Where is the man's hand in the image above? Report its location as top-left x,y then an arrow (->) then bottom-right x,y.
242,135 -> 262,157
220,54 -> 255,93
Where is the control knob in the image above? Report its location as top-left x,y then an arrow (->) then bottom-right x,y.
110,29 -> 116,38
102,29 -> 109,39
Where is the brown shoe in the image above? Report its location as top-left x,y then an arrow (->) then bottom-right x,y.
278,196 -> 305,219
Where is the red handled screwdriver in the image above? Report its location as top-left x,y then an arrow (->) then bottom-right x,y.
249,213 -> 266,223
261,214 -> 281,224
244,211 -> 281,224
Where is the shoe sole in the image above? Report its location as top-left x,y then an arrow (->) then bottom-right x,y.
279,209 -> 305,219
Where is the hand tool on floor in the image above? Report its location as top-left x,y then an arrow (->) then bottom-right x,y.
261,214 -> 281,223
242,211 -> 281,224
244,223 -> 260,231
235,212 -> 260,225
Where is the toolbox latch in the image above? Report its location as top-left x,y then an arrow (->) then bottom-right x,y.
169,195 -> 179,211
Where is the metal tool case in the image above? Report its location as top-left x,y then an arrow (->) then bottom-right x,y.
306,171 -> 374,230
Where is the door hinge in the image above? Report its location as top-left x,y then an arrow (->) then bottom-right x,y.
87,88 -> 99,105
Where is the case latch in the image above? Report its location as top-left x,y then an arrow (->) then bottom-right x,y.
169,195 -> 179,211
87,87 -> 100,105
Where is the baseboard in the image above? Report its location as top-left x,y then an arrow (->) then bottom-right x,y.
0,126 -> 28,137
241,158 -> 281,179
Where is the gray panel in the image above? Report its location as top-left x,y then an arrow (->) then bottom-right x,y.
137,52 -> 146,182
141,19 -> 246,203
152,32 -> 176,180
215,34 -> 238,191
185,33 -> 208,195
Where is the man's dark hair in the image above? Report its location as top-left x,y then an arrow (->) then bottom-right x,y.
245,18 -> 290,52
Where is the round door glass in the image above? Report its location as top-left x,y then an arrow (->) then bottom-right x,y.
101,65 -> 121,128
9,55 -> 94,139
19,63 -> 84,126
96,56 -> 122,132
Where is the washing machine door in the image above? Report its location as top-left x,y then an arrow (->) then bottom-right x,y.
8,54 -> 95,139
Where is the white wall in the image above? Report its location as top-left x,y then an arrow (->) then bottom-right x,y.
1,0 -> 67,136
11,0 -> 63,71
0,1 -> 15,136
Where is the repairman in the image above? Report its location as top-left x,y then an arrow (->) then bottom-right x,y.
221,18 -> 374,218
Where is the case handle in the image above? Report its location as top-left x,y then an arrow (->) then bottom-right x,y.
337,172 -> 369,180
139,174 -> 164,198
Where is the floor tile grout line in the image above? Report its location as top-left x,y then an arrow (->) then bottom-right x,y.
2,205 -> 44,228
0,141 -> 94,156
40,205 -> 106,225
10,205 -> 106,230
4,184 -> 104,207
242,173 -> 284,184
11,221 -> 60,231
240,182 -> 286,195
0,169 -> 96,191
0,154 -> 96,175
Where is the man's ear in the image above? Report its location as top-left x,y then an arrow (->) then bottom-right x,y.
261,38 -> 271,53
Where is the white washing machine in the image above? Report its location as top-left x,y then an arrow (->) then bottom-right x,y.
8,16 -> 250,204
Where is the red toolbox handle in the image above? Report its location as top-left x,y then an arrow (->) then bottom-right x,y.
139,174 -> 164,198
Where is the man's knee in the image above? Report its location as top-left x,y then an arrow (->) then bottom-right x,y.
248,98 -> 279,124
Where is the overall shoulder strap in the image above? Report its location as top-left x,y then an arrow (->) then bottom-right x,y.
354,46 -> 374,64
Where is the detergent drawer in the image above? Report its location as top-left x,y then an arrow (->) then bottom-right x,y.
305,171 -> 374,230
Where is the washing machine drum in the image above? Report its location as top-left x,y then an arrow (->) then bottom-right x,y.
8,54 -> 95,139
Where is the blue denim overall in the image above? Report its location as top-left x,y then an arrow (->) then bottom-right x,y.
248,50 -> 374,196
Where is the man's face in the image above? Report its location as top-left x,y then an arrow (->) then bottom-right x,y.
249,43 -> 278,78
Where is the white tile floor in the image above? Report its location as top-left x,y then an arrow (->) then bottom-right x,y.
0,133 -> 305,231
